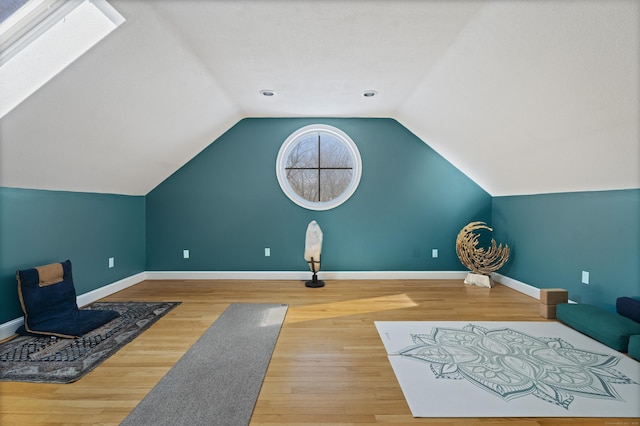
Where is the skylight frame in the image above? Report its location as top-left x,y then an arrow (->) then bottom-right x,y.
0,0 -> 125,118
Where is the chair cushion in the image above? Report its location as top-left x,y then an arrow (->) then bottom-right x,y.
16,260 -> 119,338
616,297 -> 640,323
556,303 -> 640,352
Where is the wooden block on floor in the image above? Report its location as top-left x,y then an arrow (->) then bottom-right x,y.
539,303 -> 557,319
540,288 -> 568,305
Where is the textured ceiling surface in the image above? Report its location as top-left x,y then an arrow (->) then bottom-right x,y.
0,0 -> 638,196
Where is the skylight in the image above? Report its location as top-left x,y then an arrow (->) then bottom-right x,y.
0,0 -> 125,118
0,1 -> 29,24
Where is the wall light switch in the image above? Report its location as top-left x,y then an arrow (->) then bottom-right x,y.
432,249 -> 439,258
265,248 -> 271,257
183,249 -> 190,259
108,257 -> 114,268
581,271 -> 589,284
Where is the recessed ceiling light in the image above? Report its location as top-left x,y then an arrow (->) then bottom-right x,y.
260,90 -> 275,97
362,90 -> 377,97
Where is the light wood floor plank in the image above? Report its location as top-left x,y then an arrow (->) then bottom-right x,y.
0,279 -> 632,425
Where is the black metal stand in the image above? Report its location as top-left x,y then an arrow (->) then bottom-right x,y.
305,257 -> 324,288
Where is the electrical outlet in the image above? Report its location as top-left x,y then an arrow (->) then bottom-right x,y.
183,249 -> 190,259
108,257 -> 114,268
265,248 -> 270,257
432,249 -> 438,258
581,271 -> 589,285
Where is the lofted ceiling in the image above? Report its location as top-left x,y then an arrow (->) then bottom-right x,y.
0,0 -> 638,197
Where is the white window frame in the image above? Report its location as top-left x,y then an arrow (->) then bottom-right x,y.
276,124 -> 362,211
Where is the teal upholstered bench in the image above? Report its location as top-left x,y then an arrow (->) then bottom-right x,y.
628,335 -> 640,361
556,303 -> 640,352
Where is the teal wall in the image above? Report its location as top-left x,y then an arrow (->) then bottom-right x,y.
0,188 -> 146,324
2,118 -> 635,325
492,189 -> 640,311
146,118 -> 492,272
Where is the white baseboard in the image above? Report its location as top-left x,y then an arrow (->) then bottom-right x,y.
492,273 -> 576,303
76,272 -> 147,307
0,317 -> 25,342
145,270 -> 307,280
492,273 -> 540,299
144,270 -> 469,280
1,270 -> 547,341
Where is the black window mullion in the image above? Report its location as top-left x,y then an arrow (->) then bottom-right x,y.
317,133 -> 321,202
283,131 -> 354,204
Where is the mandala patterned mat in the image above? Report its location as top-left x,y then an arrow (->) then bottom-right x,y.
375,321 -> 640,418
0,301 -> 180,383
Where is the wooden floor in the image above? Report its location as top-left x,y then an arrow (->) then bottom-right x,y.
0,279 -> 633,425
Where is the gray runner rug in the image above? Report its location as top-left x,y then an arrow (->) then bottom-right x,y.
121,303 -> 288,426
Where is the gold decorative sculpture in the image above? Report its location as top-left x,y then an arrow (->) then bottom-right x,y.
456,221 -> 510,288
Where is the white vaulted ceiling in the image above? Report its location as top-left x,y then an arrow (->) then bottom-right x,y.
0,0 -> 638,196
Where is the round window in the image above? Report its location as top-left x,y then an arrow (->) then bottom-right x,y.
276,124 -> 362,210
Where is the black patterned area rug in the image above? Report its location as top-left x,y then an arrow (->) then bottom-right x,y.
0,301 -> 180,384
